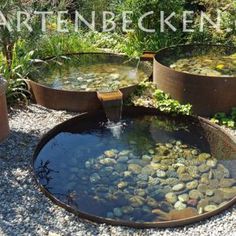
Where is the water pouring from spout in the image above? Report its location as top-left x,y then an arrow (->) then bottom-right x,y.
128,58 -> 141,79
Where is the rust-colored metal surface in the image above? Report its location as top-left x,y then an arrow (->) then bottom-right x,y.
141,51 -> 156,62
97,90 -> 123,102
28,53 -> 152,112
0,77 -> 9,142
31,106 -> 236,228
153,44 -> 236,116
97,90 -> 123,122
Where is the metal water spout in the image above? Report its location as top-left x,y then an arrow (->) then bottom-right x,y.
97,90 -> 123,122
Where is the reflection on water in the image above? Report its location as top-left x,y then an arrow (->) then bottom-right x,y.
34,115 -> 236,223
30,55 -> 150,92
162,46 -> 236,77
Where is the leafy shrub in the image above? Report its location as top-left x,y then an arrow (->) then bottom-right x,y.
0,40 -> 35,104
127,81 -> 192,115
211,108 -> 236,129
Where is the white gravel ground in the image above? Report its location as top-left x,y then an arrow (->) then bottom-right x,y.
0,104 -> 235,236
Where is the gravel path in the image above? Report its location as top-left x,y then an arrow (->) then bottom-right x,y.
0,104 -> 235,236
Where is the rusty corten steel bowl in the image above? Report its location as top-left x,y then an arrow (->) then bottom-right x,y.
0,77 -> 9,142
153,44 -> 236,116
31,106 -> 236,228
27,53 -> 152,112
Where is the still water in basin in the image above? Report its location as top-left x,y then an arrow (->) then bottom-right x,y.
30,54 -> 150,92
34,115 -> 236,223
162,46 -> 236,77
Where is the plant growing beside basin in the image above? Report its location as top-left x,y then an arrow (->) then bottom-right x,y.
211,108 -> 236,129
127,82 -> 192,116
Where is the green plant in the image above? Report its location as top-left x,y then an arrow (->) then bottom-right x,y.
34,31 -> 99,59
0,40 -> 36,104
211,108 -> 236,129
127,81 -> 192,115
0,0 -> 75,104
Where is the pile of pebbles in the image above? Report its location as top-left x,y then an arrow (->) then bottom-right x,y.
74,141 -> 236,222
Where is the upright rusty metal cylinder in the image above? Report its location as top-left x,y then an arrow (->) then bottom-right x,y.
153,45 -> 236,116
0,77 -> 9,142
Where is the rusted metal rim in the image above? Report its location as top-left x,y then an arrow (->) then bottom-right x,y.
31,106 -> 236,228
141,51 -> 157,62
28,52 -> 153,93
154,43 -> 236,80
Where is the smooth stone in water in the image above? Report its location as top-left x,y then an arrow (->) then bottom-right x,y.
197,184 -> 209,193
153,208 -> 198,221
128,164 -> 142,174
214,164 -> 230,179
123,171 -> 132,177
219,187 -> 236,200
187,199 -> 198,207
198,153 -> 211,161
119,150 -> 131,156
134,189 -> 146,197
167,208 -> 198,220
148,149 -> 155,155
206,190 -> 214,196
204,205 -> 218,212
165,192 -> 177,204
122,206 -> 134,214
178,194 -> 189,203
104,150 -> 117,158
117,156 -> 129,163
177,166 -> 187,174
142,155 -> 152,162
137,174 -> 148,181
186,180 -> 198,190
198,164 -> 210,173
151,189 -> 168,200
210,190 -> 224,204
208,179 -> 219,189
156,170 -> 166,178
189,190 -> 203,200
99,158 -> 117,165
129,196 -> 145,207
206,159 -> 217,168
148,176 -> 160,185
219,178 -> 236,188
166,170 -> 178,178
152,156 -> 162,163
174,201 -> 187,210
172,183 -> 185,192
85,161 -> 91,169
179,173 -> 193,182
141,165 -> 155,176
200,173 -> 210,184
147,197 -> 158,208
115,163 -> 127,172
162,178 -> 179,186
117,181 -> 128,189
197,199 -> 209,212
